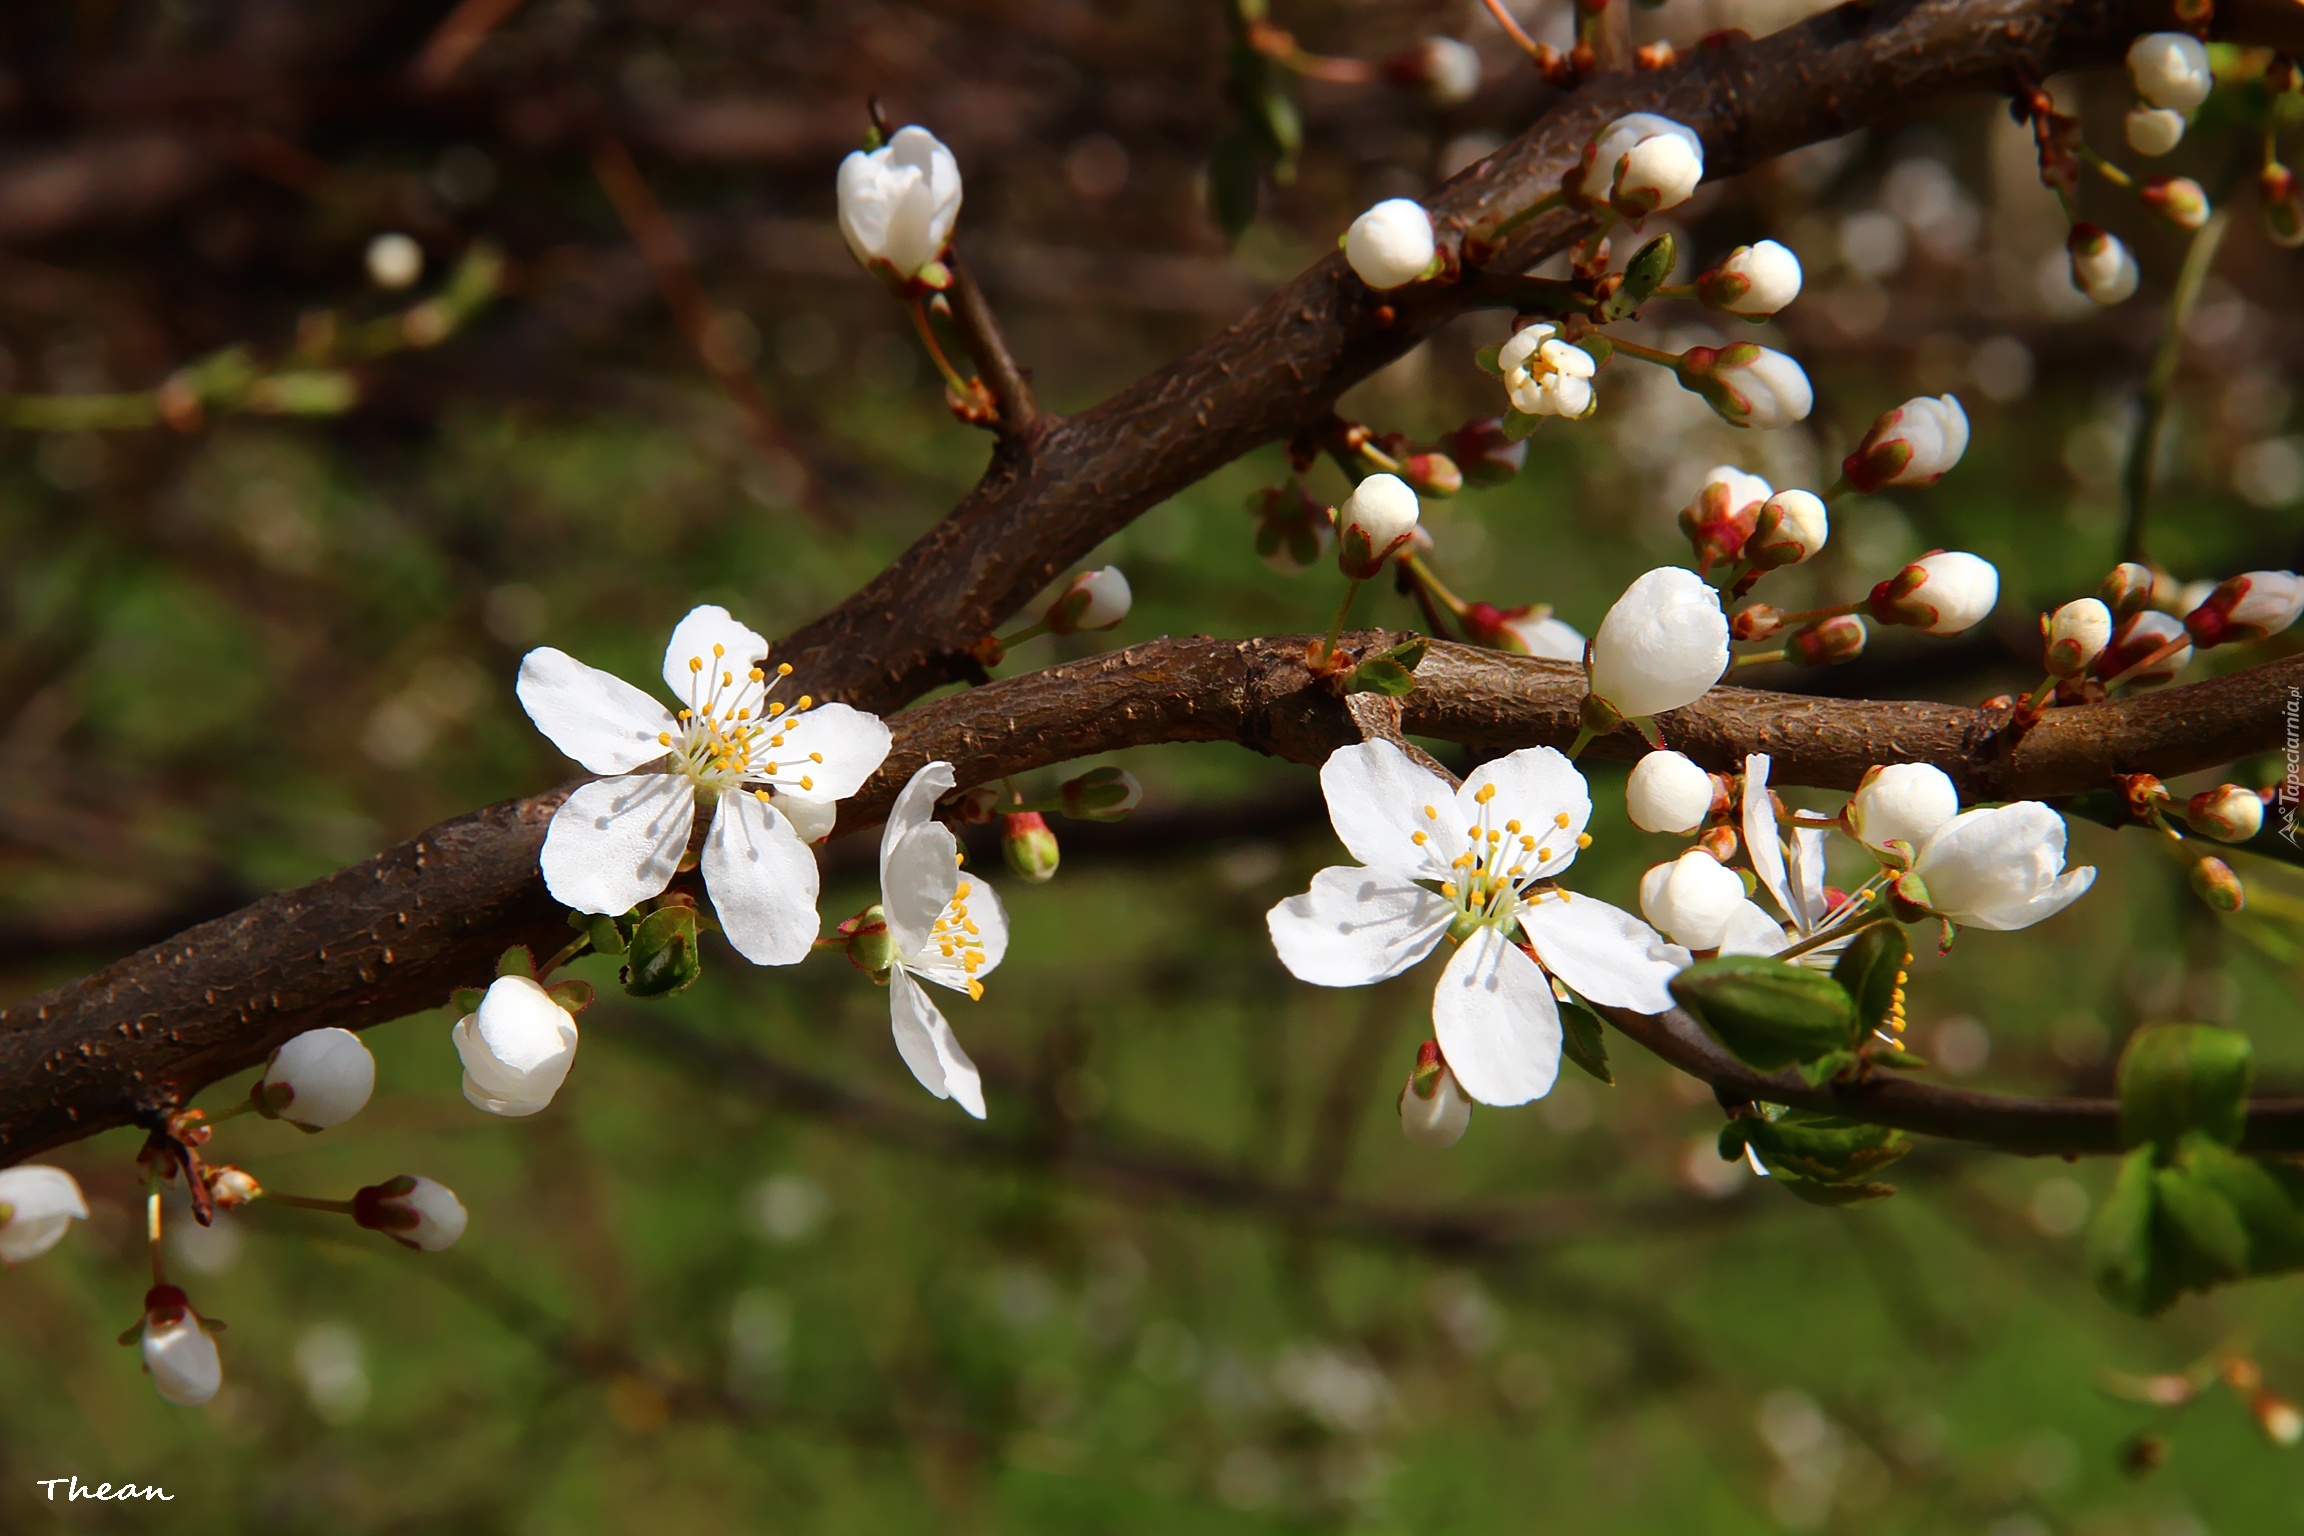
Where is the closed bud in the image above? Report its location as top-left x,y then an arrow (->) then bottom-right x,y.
1444,417 -> 1528,486
2250,1391 -> 2304,1447
2184,570 -> 2304,646
2044,597 -> 2113,678
1385,36 -> 1481,107
1046,565 -> 1132,634
1399,1040 -> 1473,1148
952,784 -> 1003,825
253,1027 -> 377,1131
1786,614 -> 1867,665
2127,31 -> 2213,112
206,1166 -> 262,1210
1344,198 -> 1438,290
2142,176 -> 2210,231
1846,762 -> 1960,859
1059,765 -> 1142,822
1747,490 -> 1829,569
1580,113 -> 1704,218
1840,394 -> 1969,492
839,903 -> 895,975
352,1174 -> 470,1252
2068,224 -> 2139,306
1695,240 -> 1802,317
0,1165 -> 89,1265
1677,343 -> 1813,431
1697,823 -> 1741,864
2125,106 -> 2187,157
1677,465 -> 1772,568
1589,566 -> 1731,718
1464,601 -> 1585,660
2101,561 -> 2158,619
1401,451 -> 1463,498
1868,550 -> 1999,634
1639,849 -> 1749,950
453,974 -> 580,1118
2264,163 -> 2304,248
2098,609 -> 2192,685
2190,854 -> 2245,913
1732,603 -> 1785,642
1626,749 -> 1719,834
2186,784 -> 2265,843
1336,473 -> 1422,578
1000,811 -> 1061,883
837,126 -> 964,287
137,1285 -> 222,1407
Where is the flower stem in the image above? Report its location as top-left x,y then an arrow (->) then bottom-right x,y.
908,298 -> 977,400
992,618 -> 1051,651
1476,0 -> 1549,62
1486,189 -> 1568,242
1399,554 -> 1469,617
1605,336 -> 1681,369
147,1188 -> 166,1285
1777,909 -> 1889,964
1731,649 -> 1787,668
1318,578 -> 1364,667
203,1097 -> 257,1127
267,1193 -> 356,1216
535,933 -> 591,983
1820,475 -> 1854,503
2120,207 -> 2230,564
1565,724 -> 1598,761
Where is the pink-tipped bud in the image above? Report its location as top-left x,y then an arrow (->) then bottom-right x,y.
1694,240 -> 1802,317
1045,566 -> 1132,635
1676,342 -> 1813,430
1868,550 -> 1998,634
1444,417 -> 1528,487
1786,614 -> 1868,665
2043,597 -> 2113,678
2186,785 -> 2265,844
1463,601 -> 1584,660
1401,450 -> 1463,498
2183,570 -> 2304,647
2067,223 -> 2139,305
1398,1040 -> 1472,1148
1059,766 -> 1141,823
1000,811 -> 1061,883
2191,855 -> 2245,913
2100,561 -> 2158,620
1841,395 -> 1969,492
352,1175 -> 469,1252
1731,603 -> 1785,642
1383,36 -> 1481,106
2141,176 -> 2210,231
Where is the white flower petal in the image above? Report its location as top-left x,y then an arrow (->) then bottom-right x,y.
0,1166 -> 89,1265
1431,927 -> 1561,1106
516,648 -> 676,775
1789,827 -> 1830,931
660,605 -> 770,703
1518,893 -> 1688,1014
764,703 -> 893,801
1320,740 -> 1464,878
540,774 -> 693,915
882,804 -> 963,962
1716,900 -> 1791,956
144,1317 -> 222,1406
1457,746 -> 1591,878
1742,754 -> 1792,919
1267,866 -> 1452,987
701,791 -> 820,965
778,792 -> 838,843
888,968 -> 987,1118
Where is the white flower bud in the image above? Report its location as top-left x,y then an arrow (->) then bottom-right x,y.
1868,550 -> 1999,635
1584,114 -> 1704,218
1626,750 -> 1718,834
2068,225 -> 2139,306
1690,344 -> 1813,430
2101,609 -> 2192,684
2185,570 -> 2304,646
1846,763 -> 1960,858
1344,198 -> 1437,290
1747,490 -> 1829,568
1589,567 -> 1730,719
1698,240 -> 1802,316
2125,106 -> 2187,157
1047,565 -> 1132,634
1336,472 -> 1421,578
354,1175 -> 469,1252
1494,609 -> 1584,660
2187,784 -> 2265,843
255,1026 -> 377,1131
1638,850 -> 1748,950
2044,597 -> 2113,678
141,1298 -> 222,1408
1398,1042 -> 1472,1148
2128,32 -> 2213,113
837,126 -> 964,283
365,232 -> 424,290
1841,394 -> 1969,491
454,975 -> 579,1118
1904,804 -> 2094,931
1403,36 -> 1481,106
0,1165 -> 88,1265
1499,323 -> 1597,419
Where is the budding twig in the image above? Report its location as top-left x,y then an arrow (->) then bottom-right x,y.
940,250 -> 1042,437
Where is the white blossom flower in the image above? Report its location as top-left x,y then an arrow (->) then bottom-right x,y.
518,605 -> 892,965
354,1175 -> 468,1252
1690,344 -> 1813,429
1344,198 -> 1437,290
1902,803 -> 2096,931
139,1288 -> 222,1407
1625,750 -> 1716,834
1698,241 -> 1802,316
2045,597 -> 2113,677
866,761 -> 1010,1120
453,975 -> 580,1117
837,126 -> 963,283
1588,567 -> 1730,719
1845,763 -> 1960,858
1868,551 -> 1998,634
2184,570 -> 2304,646
1398,1041 -> 1473,1147
253,1027 -> 375,1131
1046,565 -> 1131,633
2128,32 -> 2213,112
2125,106 -> 2187,157
1748,490 -> 1828,568
1583,113 -> 1703,217
1268,742 -> 1688,1106
1842,394 -> 1969,491
2069,225 -> 2139,306
1499,323 -> 1597,419
0,1166 -> 88,1265
1718,754 -> 1845,965
1337,472 -> 1421,577
1639,850 -> 1748,950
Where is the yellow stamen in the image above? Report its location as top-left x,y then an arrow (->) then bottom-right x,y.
777,663 -> 794,676
967,980 -> 984,1001
689,656 -> 703,673
1475,784 -> 1497,804
1575,833 -> 1593,848
1411,831 -> 1428,845
1553,813 -> 1571,828
713,643 -> 725,658
799,775 -> 814,790
1506,820 -> 1522,834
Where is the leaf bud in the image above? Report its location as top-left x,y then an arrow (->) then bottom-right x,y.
1000,811 -> 1061,883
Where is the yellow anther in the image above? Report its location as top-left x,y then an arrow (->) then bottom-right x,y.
963,953 -> 982,971
754,788 -> 770,802
1506,820 -> 1522,834
657,731 -> 672,746
955,881 -> 972,899
737,708 -> 751,720
1520,835 -> 1536,850
713,643 -> 725,658
799,775 -> 814,790
1475,784 -> 1497,804
689,656 -> 703,672
677,708 -> 691,721
1486,829 -> 1502,843
750,667 -> 765,681
1440,882 -> 1459,899
810,752 -> 824,763
967,980 -> 984,1001
764,762 -> 777,774
1423,804 -> 1438,819
723,670 -> 734,687
1411,831 -> 1428,845
1575,833 -> 1593,848
796,695 -> 813,710
768,701 -> 786,716
963,919 -> 979,935
1554,813 -> 1571,828
1538,847 -> 1553,861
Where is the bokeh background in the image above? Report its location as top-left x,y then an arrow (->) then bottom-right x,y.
3,0 -> 2304,1531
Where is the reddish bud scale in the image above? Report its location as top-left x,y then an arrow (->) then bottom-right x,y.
1841,414 -> 1916,493
1787,615 -> 1866,665
1731,604 -> 1784,642
1678,478 -> 1762,569
352,1176 -> 422,1235
141,1284 -> 192,1325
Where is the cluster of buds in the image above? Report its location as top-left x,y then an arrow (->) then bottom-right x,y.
2116,770 -> 2262,912
1867,551 -> 2000,635
2123,32 -> 2213,158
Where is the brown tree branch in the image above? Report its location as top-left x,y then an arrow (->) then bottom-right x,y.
0,634 -> 2289,1163
941,249 -> 1040,438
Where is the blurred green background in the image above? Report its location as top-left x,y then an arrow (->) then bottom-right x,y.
3,1 -> 2304,1531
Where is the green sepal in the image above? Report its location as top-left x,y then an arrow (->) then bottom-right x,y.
1793,1048 -> 1861,1088
1557,996 -> 1613,1086
495,946 -> 535,979
622,905 -> 704,998
1473,343 -> 1504,377
1578,334 -> 1614,367
450,988 -> 487,1015
584,912 -> 632,956
2119,1022 -> 2253,1149
1339,638 -> 1428,698
544,979 -> 594,1015
1731,1110 -> 1910,1186
1592,233 -> 1677,323
2154,1159 -> 2249,1284
1669,954 -> 1859,1071
1830,924 -> 1907,1035
1500,408 -> 1543,442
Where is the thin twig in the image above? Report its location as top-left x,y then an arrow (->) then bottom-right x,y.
940,249 -> 1041,438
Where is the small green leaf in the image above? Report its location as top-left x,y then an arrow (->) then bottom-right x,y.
1500,408 -> 1543,442
1473,343 -> 1504,377
495,946 -> 535,979
545,979 -> 594,1015
2090,1147 -> 2171,1316
1592,233 -> 1677,322
622,905 -> 704,998
2173,1132 -> 2304,1274
1579,334 -> 1614,367
1340,658 -> 1416,697
1830,924 -> 1908,1035
1669,955 -> 1859,1071
2118,1022 -> 2253,1149
2154,1161 -> 2250,1282
583,912 -> 631,956
450,988 -> 486,1015
1738,1111 -> 1909,1186
1558,997 -> 1613,1086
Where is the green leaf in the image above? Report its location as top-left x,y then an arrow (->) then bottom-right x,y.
622,905 -> 704,998
2154,1161 -> 2250,1282
1500,408 -> 1542,442
1738,1110 -> 1910,1186
450,988 -> 486,1016
495,946 -> 535,978
2090,1147 -> 2172,1316
582,912 -> 631,956
1830,924 -> 1907,1036
1473,343 -> 1504,377
1339,638 -> 1428,698
2118,1022 -> 2253,1149
2173,1132 -> 2304,1274
1558,997 -> 1613,1086
1592,233 -> 1677,323
1669,955 -> 1859,1071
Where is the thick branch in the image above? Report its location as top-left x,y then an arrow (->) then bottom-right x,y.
1,636 -> 2288,1162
